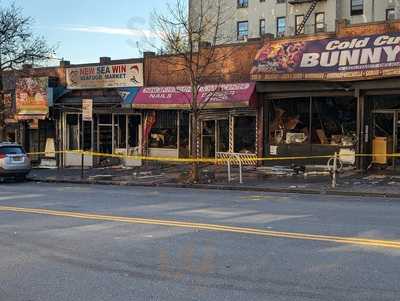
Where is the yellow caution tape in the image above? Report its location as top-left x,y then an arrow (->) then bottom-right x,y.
26,150 -> 400,164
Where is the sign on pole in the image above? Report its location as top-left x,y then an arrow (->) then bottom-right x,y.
82,99 -> 93,121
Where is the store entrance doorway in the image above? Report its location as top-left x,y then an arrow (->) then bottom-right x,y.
201,119 -> 229,158
371,110 -> 400,168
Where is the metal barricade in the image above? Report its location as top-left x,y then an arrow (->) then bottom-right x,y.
215,152 -> 257,184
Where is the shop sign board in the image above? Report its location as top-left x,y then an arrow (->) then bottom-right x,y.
15,77 -> 49,120
251,33 -> 400,81
82,99 -> 93,121
133,83 -> 256,109
66,63 -> 143,89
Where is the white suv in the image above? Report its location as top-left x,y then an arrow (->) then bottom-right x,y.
0,142 -> 31,181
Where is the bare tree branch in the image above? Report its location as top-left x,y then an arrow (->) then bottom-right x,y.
0,2 -> 56,139
141,0 -> 245,182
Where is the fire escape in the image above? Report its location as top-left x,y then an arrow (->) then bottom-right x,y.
289,0 -> 321,35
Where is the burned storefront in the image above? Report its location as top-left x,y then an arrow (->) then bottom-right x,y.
142,42 -> 261,160
252,20 -> 400,169
55,58 -> 144,167
132,83 -> 258,159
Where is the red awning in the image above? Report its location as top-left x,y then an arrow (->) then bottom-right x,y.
132,82 -> 256,109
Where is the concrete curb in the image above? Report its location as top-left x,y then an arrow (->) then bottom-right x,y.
27,177 -> 400,199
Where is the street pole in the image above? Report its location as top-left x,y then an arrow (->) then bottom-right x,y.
332,152 -> 337,189
81,116 -> 84,180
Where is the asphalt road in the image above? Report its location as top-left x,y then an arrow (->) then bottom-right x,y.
0,182 -> 400,301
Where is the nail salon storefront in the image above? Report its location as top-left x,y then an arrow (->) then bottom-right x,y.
252,20 -> 400,169
132,82 -> 258,159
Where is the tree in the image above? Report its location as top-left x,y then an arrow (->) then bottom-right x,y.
149,0 -> 237,182
0,2 -> 55,140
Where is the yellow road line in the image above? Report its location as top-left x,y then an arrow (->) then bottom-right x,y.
1,205 -> 400,249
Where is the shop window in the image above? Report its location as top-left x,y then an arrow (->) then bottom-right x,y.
128,115 -> 141,148
81,119 -> 92,151
202,120 -> 216,158
113,114 -> 141,151
311,97 -> 357,146
179,112 -> 190,158
114,115 -> 127,149
66,114 -> 79,150
218,120 -> 229,153
269,99 -> 310,145
371,95 -> 400,111
149,111 -> 177,149
234,116 -> 256,153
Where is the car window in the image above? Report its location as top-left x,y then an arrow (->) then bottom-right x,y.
0,146 -> 25,155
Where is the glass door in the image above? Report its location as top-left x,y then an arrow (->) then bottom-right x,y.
97,114 -> 113,154
201,119 -> 229,158
202,120 -> 216,158
217,120 -> 229,152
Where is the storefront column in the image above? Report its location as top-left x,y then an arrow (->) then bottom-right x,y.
177,111 -> 180,152
356,89 -> 365,170
256,95 -> 264,160
262,99 -> 270,159
229,116 -> 234,153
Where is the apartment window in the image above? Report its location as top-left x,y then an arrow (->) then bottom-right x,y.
295,15 -> 304,34
237,21 -> 249,40
351,0 -> 363,15
259,18 -> 266,36
315,12 -> 325,32
276,17 -> 286,37
386,9 -> 396,21
237,0 -> 248,8
277,0 -> 286,3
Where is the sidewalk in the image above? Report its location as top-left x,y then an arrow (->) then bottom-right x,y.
28,164 -> 400,198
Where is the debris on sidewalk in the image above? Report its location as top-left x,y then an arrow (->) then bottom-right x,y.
26,164 -> 400,198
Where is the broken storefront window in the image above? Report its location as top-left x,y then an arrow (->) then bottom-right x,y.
149,111 -> 178,149
269,97 -> 356,147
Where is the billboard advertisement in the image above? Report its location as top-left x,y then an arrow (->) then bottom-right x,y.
251,33 -> 400,81
15,77 -> 49,120
66,63 -> 143,89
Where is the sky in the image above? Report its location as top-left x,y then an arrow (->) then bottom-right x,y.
3,0 -> 169,64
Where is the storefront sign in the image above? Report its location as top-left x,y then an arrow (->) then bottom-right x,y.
66,63 -> 143,89
15,77 -> 48,120
82,99 -> 93,121
133,83 -> 256,109
252,33 -> 400,81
